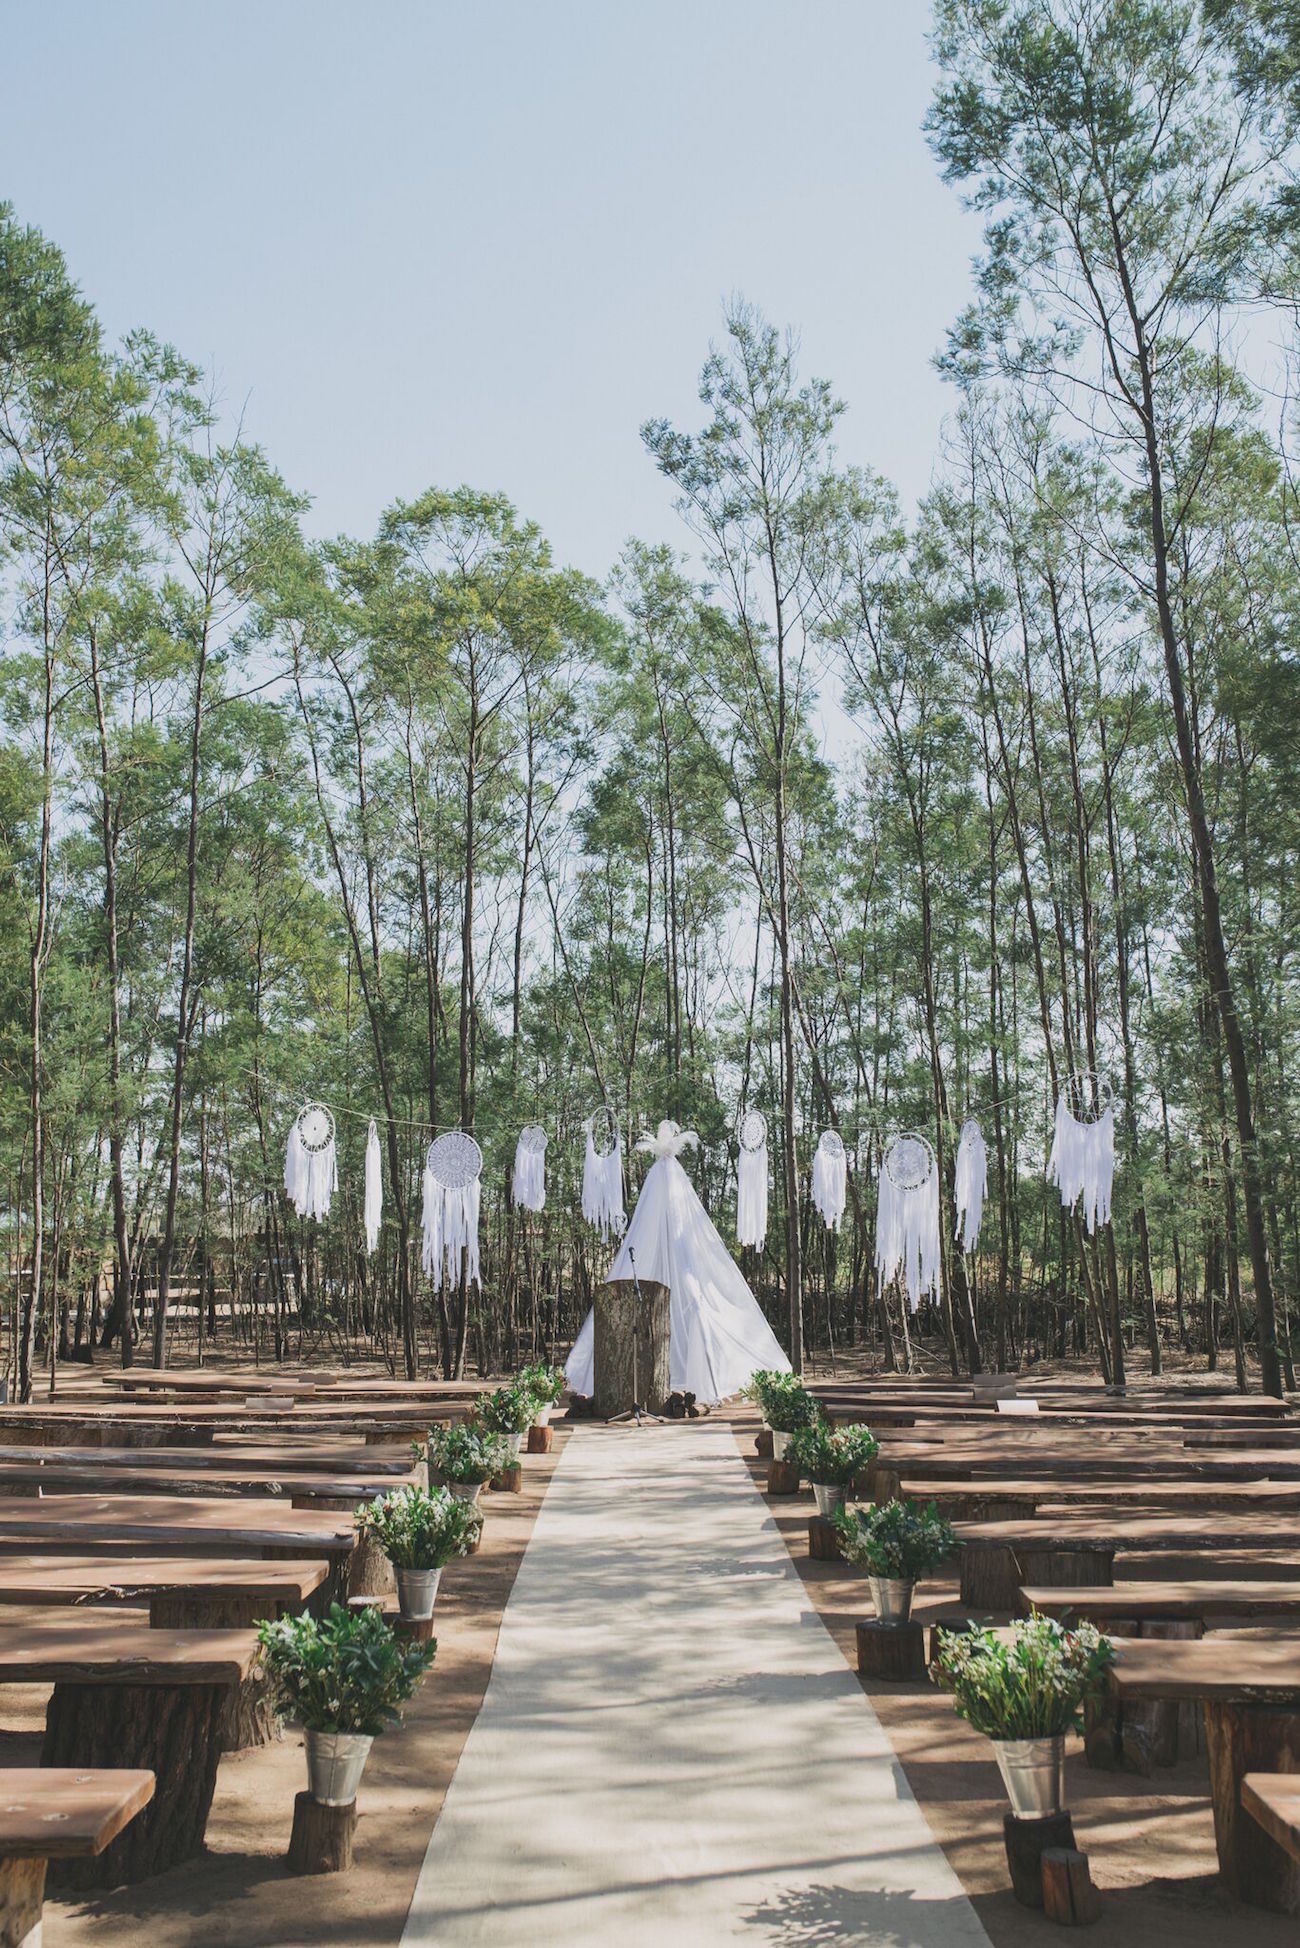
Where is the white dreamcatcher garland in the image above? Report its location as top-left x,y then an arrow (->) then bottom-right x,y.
512,1123 -> 548,1214
876,1131 -> 939,1313
284,1102 -> 338,1221
811,1129 -> 847,1232
581,1106 -> 625,1240
1048,1071 -> 1115,1236
736,1107 -> 769,1251
422,1130 -> 483,1291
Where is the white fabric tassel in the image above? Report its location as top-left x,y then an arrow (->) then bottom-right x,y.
422,1169 -> 481,1290
364,1118 -> 383,1256
1047,1095 -> 1114,1236
875,1151 -> 940,1313
283,1121 -> 305,1209
954,1120 -> 987,1255
512,1131 -> 546,1213
811,1133 -> 847,1232
581,1131 -> 625,1240
736,1140 -> 768,1250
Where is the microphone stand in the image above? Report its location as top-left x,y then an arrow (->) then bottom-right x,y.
608,1246 -> 668,1426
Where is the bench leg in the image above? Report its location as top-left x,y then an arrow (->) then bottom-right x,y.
1204,1699 -> 1300,1914
0,1857 -> 45,1948
42,1681 -> 227,1888
150,1595 -> 283,1751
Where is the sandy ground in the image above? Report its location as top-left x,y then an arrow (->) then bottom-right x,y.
5,1431 -> 565,1948
727,1410 -> 1297,1948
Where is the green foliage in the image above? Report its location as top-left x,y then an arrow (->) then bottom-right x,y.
517,1361 -> 566,1407
257,1602 -> 435,1736
356,1484 -> 481,1570
761,1376 -> 825,1434
833,1498 -> 955,1578
934,1615 -> 1114,1740
472,1382 -> 538,1435
787,1420 -> 878,1486
427,1423 -> 511,1485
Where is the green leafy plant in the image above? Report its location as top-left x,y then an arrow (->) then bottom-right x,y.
427,1422 -> 511,1484
933,1614 -> 1114,1740
356,1484 -> 480,1569
761,1375 -> 824,1434
518,1361 -> 566,1407
257,1603 -> 435,1736
473,1382 -> 539,1435
787,1420 -> 877,1486
834,1498 -> 954,1577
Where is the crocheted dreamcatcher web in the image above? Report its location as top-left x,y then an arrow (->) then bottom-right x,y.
296,1102 -> 335,1152
587,1105 -> 620,1159
738,1109 -> 768,1153
426,1129 -> 483,1190
1063,1071 -> 1115,1123
817,1129 -> 845,1161
518,1124 -> 548,1156
884,1131 -> 935,1191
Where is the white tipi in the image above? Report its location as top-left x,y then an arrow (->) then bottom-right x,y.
566,1121 -> 791,1405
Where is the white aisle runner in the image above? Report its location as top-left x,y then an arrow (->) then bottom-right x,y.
402,1420 -> 992,1947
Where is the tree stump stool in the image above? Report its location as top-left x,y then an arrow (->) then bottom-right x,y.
856,1619 -> 926,1681
961,1542 -> 1112,1614
287,1791 -> 357,1875
0,1857 -> 46,1946
808,1516 -> 843,1562
1004,1810 -> 1076,1908
490,1464 -> 523,1493
755,1428 -> 774,1460
393,1615 -> 436,1646
527,1424 -> 553,1453
767,1459 -> 800,1497
1041,1847 -> 1102,1924
1205,1700 -> 1300,1913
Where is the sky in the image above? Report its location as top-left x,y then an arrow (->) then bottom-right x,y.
3,1 -> 983,582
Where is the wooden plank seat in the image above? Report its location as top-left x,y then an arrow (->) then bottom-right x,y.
1022,1580 -> 1300,1623
1242,1774 -> 1300,1868
0,1554 -> 329,1622
0,1458 -> 412,1506
0,1767 -> 154,1946
1107,1637 -> 1300,1913
881,1477 -> 1300,1518
0,1621 -> 257,1887
0,1440 -> 415,1476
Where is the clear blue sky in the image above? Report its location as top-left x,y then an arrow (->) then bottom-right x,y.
3,1 -> 980,578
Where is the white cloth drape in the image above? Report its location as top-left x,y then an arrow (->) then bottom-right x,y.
421,1166 -> 482,1291
811,1132 -> 847,1232
512,1130 -> 546,1213
1047,1095 -> 1114,1236
875,1146 -> 940,1314
953,1119 -> 987,1256
283,1117 -> 336,1220
363,1118 -> 383,1256
736,1140 -> 768,1250
581,1130 -> 625,1240
565,1123 -> 790,1404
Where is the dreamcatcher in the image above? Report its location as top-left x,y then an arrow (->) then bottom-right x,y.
283,1103 -> 337,1221
953,1117 -> 987,1256
876,1131 -> 939,1313
736,1108 -> 769,1251
512,1124 -> 548,1214
363,1117 -> 383,1256
422,1130 -> 483,1291
581,1107 -> 625,1240
1047,1071 -> 1115,1236
811,1129 -> 847,1232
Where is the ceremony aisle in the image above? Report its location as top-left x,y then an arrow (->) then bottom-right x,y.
402,1419 -> 992,1946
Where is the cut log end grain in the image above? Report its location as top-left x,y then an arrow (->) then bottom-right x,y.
287,1791 -> 357,1875
0,1856 -> 45,1948
766,1460 -> 800,1497
1004,1811 -> 1077,1908
1041,1847 -> 1102,1925
856,1619 -> 926,1681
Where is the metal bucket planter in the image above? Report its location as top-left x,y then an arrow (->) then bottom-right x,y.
771,1429 -> 794,1460
305,1729 -> 374,1807
991,1734 -> 1066,1817
505,1431 -> 526,1459
446,1480 -> 483,1505
868,1575 -> 915,1625
812,1482 -> 847,1519
394,1566 -> 442,1621
533,1404 -> 553,1428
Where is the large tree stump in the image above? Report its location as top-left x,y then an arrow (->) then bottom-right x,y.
593,1276 -> 670,1418
1041,1847 -> 1102,1925
149,1593 -> 283,1751
808,1516 -> 843,1561
767,1459 -> 800,1497
965,1542 -> 1112,1615
43,1679 -> 228,1888
960,1543 -> 1020,1612
287,1791 -> 357,1875
0,1857 -> 45,1948
1004,1811 -> 1076,1908
857,1619 -> 926,1681
1204,1700 -> 1300,1913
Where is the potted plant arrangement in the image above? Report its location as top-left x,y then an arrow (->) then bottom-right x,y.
258,1603 -> 435,1807
933,1613 -> 1114,1817
427,1423 -> 512,1503
356,1484 -> 481,1621
518,1361 -> 566,1427
833,1497 -> 954,1624
473,1381 -> 539,1458
787,1421 -> 878,1517
760,1375 -> 824,1460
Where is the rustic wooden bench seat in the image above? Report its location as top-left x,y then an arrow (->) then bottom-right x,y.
0,1440 -> 414,1476
1022,1580 -> 1300,1623
0,1767 -> 154,1946
955,1509 -> 1300,1610
1242,1773 -> 1300,1868
0,1553 -> 329,1623
0,1458 -> 411,1506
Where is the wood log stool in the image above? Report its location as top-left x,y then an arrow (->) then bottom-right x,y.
1205,1701 -> 1300,1913
755,1428 -> 774,1460
767,1459 -> 800,1497
287,1791 -> 357,1875
857,1618 -> 926,1681
490,1463 -> 523,1493
808,1516 -> 843,1562
527,1424 -> 553,1453
393,1614 -> 436,1646
0,1769 -> 155,1945
1004,1811 -> 1076,1908
1041,1847 -> 1102,1925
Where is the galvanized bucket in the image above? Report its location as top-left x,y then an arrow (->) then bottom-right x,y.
305,1729 -> 373,1807
446,1480 -> 483,1505
812,1482 -> 847,1519
868,1575 -> 915,1625
395,1565 -> 442,1621
771,1429 -> 793,1460
991,1734 -> 1066,1817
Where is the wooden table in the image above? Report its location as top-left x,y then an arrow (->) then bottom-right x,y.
0,1620 -> 258,1886
1023,1580 -> 1300,1622
0,1768 -> 154,1943
0,1552 -> 329,1623
0,1457 -> 410,1507
1108,1636 -> 1300,1912
954,1509 -> 1300,1610
1242,1773 -> 1300,1867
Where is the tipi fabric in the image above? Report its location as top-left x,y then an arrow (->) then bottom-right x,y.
953,1119 -> 987,1255
1047,1093 -> 1114,1236
811,1131 -> 847,1232
512,1127 -> 547,1213
581,1126 -> 625,1239
566,1121 -> 790,1404
364,1118 -> 383,1257
875,1135 -> 940,1314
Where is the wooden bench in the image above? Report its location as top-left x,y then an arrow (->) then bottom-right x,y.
0,1620 -> 258,1886
0,1768 -> 154,1945
0,1553 -> 329,1624
1242,1773 -> 1300,1869
1106,1636 -> 1300,1912
1022,1580 -> 1300,1624
0,1440 -> 414,1477
0,1457 -> 412,1506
